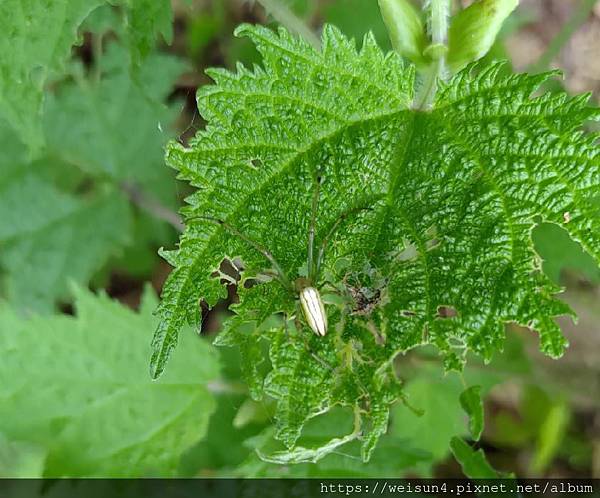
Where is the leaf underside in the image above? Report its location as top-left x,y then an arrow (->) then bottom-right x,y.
151,24 -> 600,461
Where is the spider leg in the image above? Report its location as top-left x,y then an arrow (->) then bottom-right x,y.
366,319 -> 386,346
291,301 -> 335,372
319,279 -> 351,299
283,312 -> 291,340
307,173 -> 322,281
191,215 -> 293,292
315,204 -> 374,277
310,349 -> 335,372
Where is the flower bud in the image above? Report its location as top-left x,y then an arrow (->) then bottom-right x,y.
448,0 -> 519,73
378,0 -> 428,66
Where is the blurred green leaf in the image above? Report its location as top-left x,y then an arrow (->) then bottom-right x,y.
255,0 -> 320,48
0,169 -> 131,312
460,385 -> 484,441
179,346 -> 269,477
0,0 -> 176,152
533,223 -> 600,284
0,434 -> 46,478
43,41 -> 186,278
82,3 -> 123,35
324,0 -> 391,50
450,437 -> 499,478
45,42 -> 185,198
187,3 -> 227,58
490,384 -> 571,475
491,411 -> 533,448
0,0 -> 105,151
531,397 -> 570,475
391,369 -> 468,473
123,0 -> 173,65
179,392 -> 266,476
0,286 -> 220,477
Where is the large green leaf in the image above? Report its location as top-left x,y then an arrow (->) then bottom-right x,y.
151,25 -> 600,460
0,286 -> 219,477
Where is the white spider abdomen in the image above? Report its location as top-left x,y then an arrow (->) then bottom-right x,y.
299,286 -> 327,337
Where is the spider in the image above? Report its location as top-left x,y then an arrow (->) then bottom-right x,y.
196,176 -> 373,340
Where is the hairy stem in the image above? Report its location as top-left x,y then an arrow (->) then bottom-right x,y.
414,59 -> 442,109
429,0 -> 450,48
414,0 -> 450,109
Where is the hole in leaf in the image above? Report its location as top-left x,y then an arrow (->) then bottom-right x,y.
437,306 -> 458,318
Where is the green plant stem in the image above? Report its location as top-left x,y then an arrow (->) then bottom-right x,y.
429,0 -> 450,48
414,0 -> 450,109
414,58 -> 443,109
530,0 -> 596,72
120,182 -> 184,232
92,33 -> 103,84
255,0 -> 321,49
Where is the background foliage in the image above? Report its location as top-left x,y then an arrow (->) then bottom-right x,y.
0,0 -> 599,478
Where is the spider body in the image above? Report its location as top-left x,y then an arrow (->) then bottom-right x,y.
298,285 -> 328,337
197,176 -> 370,339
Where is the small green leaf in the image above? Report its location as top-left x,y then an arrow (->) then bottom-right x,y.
460,385 -> 484,441
447,0 -> 519,73
0,171 -> 131,313
378,0 -> 427,65
450,437 -> 499,478
531,398 -> 570,475
123,0 -> 174,65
